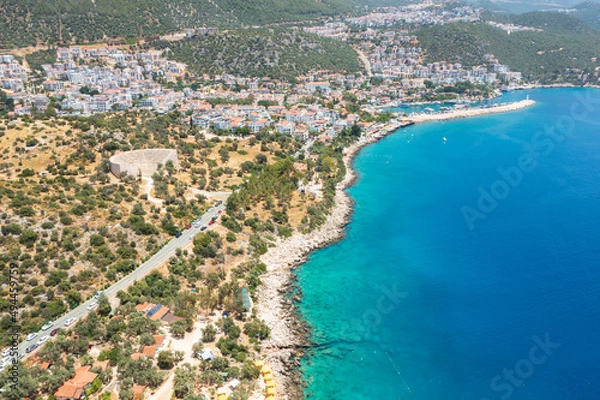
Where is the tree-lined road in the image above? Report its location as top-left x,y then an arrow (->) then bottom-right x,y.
5,201 -> 227,364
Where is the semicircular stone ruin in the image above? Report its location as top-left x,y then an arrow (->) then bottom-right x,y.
109,148 -> 178,178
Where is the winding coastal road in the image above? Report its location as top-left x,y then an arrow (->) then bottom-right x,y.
5,201 -> 228,363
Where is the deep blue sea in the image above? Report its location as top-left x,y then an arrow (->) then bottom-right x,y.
297,88 -> 600,400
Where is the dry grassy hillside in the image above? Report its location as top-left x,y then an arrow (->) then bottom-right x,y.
0,111 -> 322,340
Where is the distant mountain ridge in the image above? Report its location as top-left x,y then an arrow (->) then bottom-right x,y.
462,0 -> 587,14
493,9 -> 597,32
570,1 -> 600,29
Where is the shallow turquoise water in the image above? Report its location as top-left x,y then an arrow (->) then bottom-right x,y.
297,88 -> 600,400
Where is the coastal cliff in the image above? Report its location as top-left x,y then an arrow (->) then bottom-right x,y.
254,98 -> 537,399
256,139 -> 362,399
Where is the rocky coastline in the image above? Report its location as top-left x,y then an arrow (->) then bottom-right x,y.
254,98 -> 537,400
255,134 -> 377,399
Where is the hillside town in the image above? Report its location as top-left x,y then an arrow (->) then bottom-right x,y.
0,2 -> 533,130
0,29 -> 523,142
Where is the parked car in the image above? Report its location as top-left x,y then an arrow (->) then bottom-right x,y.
25,344 -> 38,353
36,336 -> 48,346
41,321 -> 54,331
216,201 -> 223,206
186,224 -> 192,229
208,220 -> 214,226
25,333 -> 37,341
200,226 -> 207,231
26,344 -> 38,353
87,302 -> 98,311
94,290 -> 103,299
64,317 -> 76,327
50,328 -> 60,336
1,348 -> 10,357
175,231 -> 182,238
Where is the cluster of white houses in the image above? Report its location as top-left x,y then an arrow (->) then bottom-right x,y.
190,101 -> 360,141
359,29 -> 521,85
303,22 -> 350,40
3,8 -> 530,122
0,55 -> 28,92
346,4 -> 481,27
7,47 -> 187,115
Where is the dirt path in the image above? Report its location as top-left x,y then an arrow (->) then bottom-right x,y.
148,371 -> 175,400
186,187 -> 232,199
140,177 -> 164,206
354,47 -> 372,77
147,321 -> 206,400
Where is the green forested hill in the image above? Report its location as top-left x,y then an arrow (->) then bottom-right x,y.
417,13 -> 600,84
506,10 -> 597,33
0,0 -> 224,47
0,0 -> 358,48
157,29 -> 363,80
351,0 -> 413,5
0,0 -> 423,49
203,0 -> 352,26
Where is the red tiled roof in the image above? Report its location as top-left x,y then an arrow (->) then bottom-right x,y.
149,306 -> 169,321
54,366 -> 97,400
132,385 -> 146,400
55,383 -> 84,400
92,360 -> 109,371
153,335 -> 165,346
135,303 -> 153,313
142,345 -> 157,358
70,366 -> 97,387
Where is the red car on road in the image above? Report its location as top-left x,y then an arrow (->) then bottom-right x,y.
208,220 -> 214,226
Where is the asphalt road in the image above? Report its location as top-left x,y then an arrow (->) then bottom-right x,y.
293,138 -> 316,158
2,201 -> 227,365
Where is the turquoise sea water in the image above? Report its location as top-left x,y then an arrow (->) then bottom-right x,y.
297,88 -> 600,400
